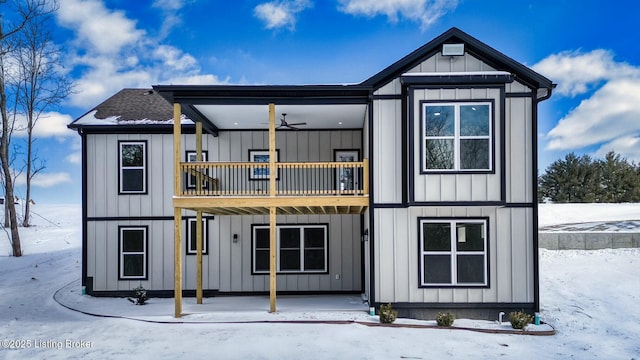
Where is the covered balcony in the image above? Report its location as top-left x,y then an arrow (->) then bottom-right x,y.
155,84 -> 372,318
176,159 -> 369,215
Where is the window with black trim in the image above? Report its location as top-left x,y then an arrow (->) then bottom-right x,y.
186,217 -> 208,255
185,151 -> 208,189
252,225 -> 328,274
119,141 -> 147,193
419,218 -> 487,286
119,226 -> 147,280
423,102 -> 492,172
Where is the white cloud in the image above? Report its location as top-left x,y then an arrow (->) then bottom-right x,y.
532,49 -> 639,97
13,112 -> 75,138
593,136 -> 640,162
32,172 -> 73,188
152,0 -> 192,40
14,172 -> 72,188
534,50 -> 640,159
153,45 -> 198,72
254,0 -> 313,30
167,74 -> 229,85
152,0 -> 189,11
66,152 -> 81,165
337,0 -> 458,30
56,0 -> 145,55
55,0 -> 225,109
546,79 -> 640,150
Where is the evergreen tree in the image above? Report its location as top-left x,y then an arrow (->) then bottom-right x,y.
539,151 -> 640,203
539,153 -> 600,203
598,151 -> 640,202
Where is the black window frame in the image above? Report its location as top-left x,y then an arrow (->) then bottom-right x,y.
118,226 -> 148,280
118,140 -> 148,194
185,150 -> 209,190
421,100 -> 494,174
186,217 -> 208,255
418,217 -> 489,288
251,224 -> 329,274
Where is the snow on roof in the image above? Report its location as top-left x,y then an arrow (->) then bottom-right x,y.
72,110 -> 193,126
69,88 -> 194,128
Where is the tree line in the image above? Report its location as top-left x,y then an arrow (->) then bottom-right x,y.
1,0 -> 72,256
538,151 -> 640,203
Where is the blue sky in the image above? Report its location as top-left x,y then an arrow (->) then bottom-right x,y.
7,0 -> 639,204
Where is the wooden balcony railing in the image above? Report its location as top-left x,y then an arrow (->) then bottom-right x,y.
180,159 -> 368,197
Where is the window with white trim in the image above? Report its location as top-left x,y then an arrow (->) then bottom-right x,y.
119,226 -> 147,280
252,224 -> 328,274
423,102 -> 492,171
419,219 -> 487,286
119,141 -> 147,193
185,151 -> 208,189
187,217 -> 208,255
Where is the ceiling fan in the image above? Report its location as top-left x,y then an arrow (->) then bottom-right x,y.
277,113 -> 307,130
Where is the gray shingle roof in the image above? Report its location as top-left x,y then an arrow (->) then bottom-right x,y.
92,88 -> 173,121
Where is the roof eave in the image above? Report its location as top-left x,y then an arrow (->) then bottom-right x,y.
361,27 -> 554,91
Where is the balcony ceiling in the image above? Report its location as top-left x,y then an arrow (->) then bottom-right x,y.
193,104 -> 367,130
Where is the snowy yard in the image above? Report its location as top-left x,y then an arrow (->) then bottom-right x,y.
0,204 -> 639,359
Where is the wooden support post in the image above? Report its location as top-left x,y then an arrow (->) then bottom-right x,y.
269,103 -> 276,198
173,103 -> 183,318
195,122 -> 203,304
363,158 -> 369,195
268,103 -> 277,313
269,206 -> 277,313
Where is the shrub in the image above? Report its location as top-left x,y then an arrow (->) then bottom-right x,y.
435,312 -> 455,327
379,303 -> 397,324
509,310 -> 533,329
127,285 -> 148,305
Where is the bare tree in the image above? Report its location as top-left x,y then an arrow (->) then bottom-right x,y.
13,0 -> 70,227
0,0 -> 49,256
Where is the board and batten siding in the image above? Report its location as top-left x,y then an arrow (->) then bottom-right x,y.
369,49 -> 536,306
86,130 -> 362,218
373,207 -> 534,304
85,129 -> 363,293
411,87 -> 503,202
371,98 -> 403,204
505,96 -> 534,203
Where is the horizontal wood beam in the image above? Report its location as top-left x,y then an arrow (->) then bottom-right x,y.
174,196 -> 369,209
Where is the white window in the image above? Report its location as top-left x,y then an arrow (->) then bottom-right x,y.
252,224 -> 328,274
423,102 -> 492,172
119,141 -> 147,193
119,226 -> 147,280
419,218 -> 488,286
186,218 -> 208,255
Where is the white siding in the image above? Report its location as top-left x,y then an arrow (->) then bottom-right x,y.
505,97 -> 534,203
85,129 -> 364,293
372,99 -> 403,203
411,88 -> 503,202
374,206 -> 534,304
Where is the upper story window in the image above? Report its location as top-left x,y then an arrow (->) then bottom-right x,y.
422,102 -> 492,172
119,141 -> 147,194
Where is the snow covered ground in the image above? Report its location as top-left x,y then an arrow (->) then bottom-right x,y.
0,204 -> 639,359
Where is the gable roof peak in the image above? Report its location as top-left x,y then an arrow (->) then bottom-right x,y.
361,27 -> 553,91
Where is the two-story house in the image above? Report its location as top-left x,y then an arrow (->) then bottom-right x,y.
68,28 -> 553,319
